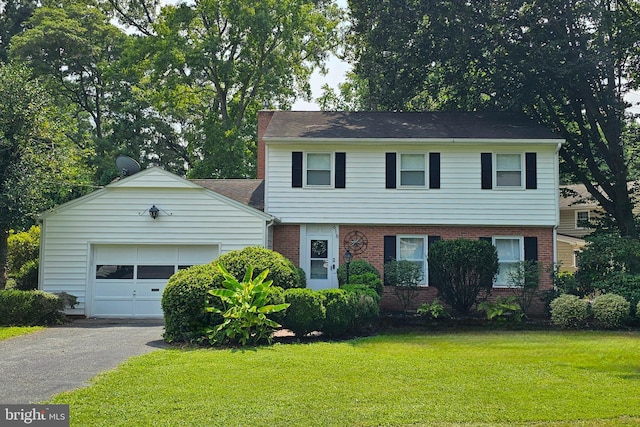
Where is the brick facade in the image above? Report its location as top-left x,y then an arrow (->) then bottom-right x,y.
273,223 -> 555,317
257,110 -> 274,180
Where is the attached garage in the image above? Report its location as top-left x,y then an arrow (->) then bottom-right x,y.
39,167 -> 274,318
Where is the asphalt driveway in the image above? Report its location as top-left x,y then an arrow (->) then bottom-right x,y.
0,319 -> 167,404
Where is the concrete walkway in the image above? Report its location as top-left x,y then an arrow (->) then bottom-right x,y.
0,319 -> 167,404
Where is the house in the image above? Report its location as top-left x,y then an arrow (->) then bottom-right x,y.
557,184 -> 596,272
39,111 -> 563,317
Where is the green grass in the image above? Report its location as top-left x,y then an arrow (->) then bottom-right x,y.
0,326 -> 43,340
49,331 -> 640,426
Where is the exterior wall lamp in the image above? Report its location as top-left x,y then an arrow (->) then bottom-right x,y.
148,205 -> 160,219
343,249 -> 353,284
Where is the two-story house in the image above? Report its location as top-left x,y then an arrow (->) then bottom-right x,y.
38,111 -> 563,317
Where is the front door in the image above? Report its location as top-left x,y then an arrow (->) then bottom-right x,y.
304,226 -> 338,290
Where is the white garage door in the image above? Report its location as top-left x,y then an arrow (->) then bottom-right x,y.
92,244 -> 219,318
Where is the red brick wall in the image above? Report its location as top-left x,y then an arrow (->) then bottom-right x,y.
257,111 -> 275,180
272,223 -> 555,317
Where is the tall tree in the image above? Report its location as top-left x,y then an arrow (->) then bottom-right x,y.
0,0 -> 37,63
348,0 -> 640,237
0,63 -> 93,288
130,0 -> 342,178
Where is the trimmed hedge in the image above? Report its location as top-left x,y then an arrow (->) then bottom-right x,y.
12,259 -> 39,291
282,288 -> 326,337
550,294 -> 590,329
591,293 -> 630,329
337,260 -> 380,286
0,290 -> 64,326
161,264 -> 222,343
320,289 -> 355,338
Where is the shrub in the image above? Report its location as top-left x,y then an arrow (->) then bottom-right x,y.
550,294 -> 590,329
0,290 -> 64,326
282,288 -> 325,337
12,259 -> 39,290
206,265 -> 289,346
296,267 -> 307,288
7,226 -> 40,276
341,284 -> 381,304
351,293 -> 379,335
212,247 -> 302,289
478,296 -> 524,323
337,259 -> 380,285
507,260 -> 540,317
320,289 -> 355,338
161,264 -> 222,343
348,272 -> 383,296
417,298 -> 449,320
384,259 -> 423,314
591,293 -> 630,329
428,238 -> 498,315
267,286 -> 287,325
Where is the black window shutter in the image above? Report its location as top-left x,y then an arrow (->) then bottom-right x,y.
525,152 -> 537,189
427,236 -> 441,285
524,237 -> 538,261
335,152 -> 346,188
481,153 -> 492,189
429,153 -> 441,189
292,152 -> 303,188
385,153 -> 397,189
479,237 -> 493,244
383,235 -> 396,285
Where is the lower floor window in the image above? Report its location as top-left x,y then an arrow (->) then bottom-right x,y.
398,235 -> 427,285
493,237 -> 523,287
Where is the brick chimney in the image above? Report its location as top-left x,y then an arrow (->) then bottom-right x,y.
257,110 -> 275,180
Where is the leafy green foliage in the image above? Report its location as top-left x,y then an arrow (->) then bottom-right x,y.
0,289 -> 65,325
591,294 -> 630,329
550,294 -> 591,329
7,225 -> 39,275
506,260 -> 541,317
428,239 -> 498,315
11,259 -> 38,290
478,296 -> 524,323
161,264 -> 222,344
206,265 -> 289,346
319,289 -> 355,338
282,288 -> 325,337
417,298 -> 449,320
340,284 -> 381,304
348,272 -> 383,296
383,259 -> 423,314
212,247 -> 302,290
337,259 -> 380,285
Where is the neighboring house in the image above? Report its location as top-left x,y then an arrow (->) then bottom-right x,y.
39,111 -> 564,317
557,183 -> 597,273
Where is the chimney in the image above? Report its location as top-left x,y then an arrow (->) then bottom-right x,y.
257,110 -> 275,180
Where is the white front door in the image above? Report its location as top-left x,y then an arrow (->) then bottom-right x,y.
303,225 -> 338,290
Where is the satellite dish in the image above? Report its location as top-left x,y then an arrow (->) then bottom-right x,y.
116,156 -> 141,178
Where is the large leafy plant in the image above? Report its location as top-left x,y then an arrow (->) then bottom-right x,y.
206,264 -> 289,346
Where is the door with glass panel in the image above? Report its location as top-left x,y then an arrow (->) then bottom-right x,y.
306,232 -> 337,290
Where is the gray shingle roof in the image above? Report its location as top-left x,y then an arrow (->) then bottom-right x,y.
262,111 -> 562,140
191,179 -> 265,211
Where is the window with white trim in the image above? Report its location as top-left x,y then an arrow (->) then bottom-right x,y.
399,153 -> 426,187
493,236 -> 523,287
305,153 -> 332,186
398,235 -> 427,285
575,210 -> 591,229
495,153 -> 523,188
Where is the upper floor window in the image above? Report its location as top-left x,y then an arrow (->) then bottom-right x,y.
495,153 -> 523,188
576,210 -> 591,229
305,153 -> 332,187
399,154 -> 426,187
493,236 -> 523,287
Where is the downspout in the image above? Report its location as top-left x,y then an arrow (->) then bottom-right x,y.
553,141 -> 563,289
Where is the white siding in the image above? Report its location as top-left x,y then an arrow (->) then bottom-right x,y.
265,143 -> 559,226
40,171 -> 269,315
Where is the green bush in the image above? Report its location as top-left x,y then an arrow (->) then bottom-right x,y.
348,272 -> 383,296
282,288 -> 325,337
417,298 -> 449,320
12,259 -> 39,290
550,294 -> 591,329
591,293 -> 630,329
296,267 -> 307,288
337,259 -> 380,285
161,264 -> 222,343
267,286 -> 287,325
0,290 -> 64,326
478,296 -> 524,323
428,238 -> 498,315
341,285 -> 380,334
206,265 -> 289,346
212,247 -> 302,289
341,284 -> 381,304
7,226 -> 40,276
384,259 -> 423,314
320,289 -> 355,338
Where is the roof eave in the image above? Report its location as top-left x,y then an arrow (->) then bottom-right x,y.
262,137 -> 565,145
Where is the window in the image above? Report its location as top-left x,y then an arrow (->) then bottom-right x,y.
96,265 -> 134,279
398,235 -> 427,285
493,237 -> 523,287
137,265 -> 176,279
495,154 -> 522,187
576,210 -> 591,229
305,153 -> 332,186
399,154 -> 426,187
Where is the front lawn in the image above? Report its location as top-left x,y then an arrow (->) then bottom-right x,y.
50,331 -> 640,426
0,326 -> 43,341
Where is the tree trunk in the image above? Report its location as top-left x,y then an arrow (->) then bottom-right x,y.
0,228 -> 8,290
